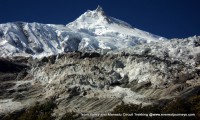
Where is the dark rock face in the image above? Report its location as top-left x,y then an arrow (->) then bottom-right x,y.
89,52 -> 101,58
0,82 -> 16,91
64,38 -> 81,52
0,57 -> 31,100
0,57 -> 30,96
33,46 -> 44,53
194,38 -> 200,47
0,73 -> 18,82
16,70 -> 28,81
25,48 -> 34,54
80,52 -> 100,59
41,57 -> 49,63
49,55 -> 56,64
112,60 -> 125,69
0,58 -> 28,73
80,52 -> 90,58
68,86 -> 81,98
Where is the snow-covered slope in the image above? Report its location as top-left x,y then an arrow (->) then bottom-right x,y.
0,6 -> 165,58
0,22 -> 78,58
67,6 -> 165,50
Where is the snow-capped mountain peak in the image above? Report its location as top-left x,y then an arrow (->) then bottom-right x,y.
66,6 -> 165,51
0,6 -> 166,58
95,5 -> 104,12
67,6 -> 110,29
67,6 -> 134,29
94,5 -> 107,18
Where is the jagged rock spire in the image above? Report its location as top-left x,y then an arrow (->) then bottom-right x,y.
96,5 -> 103,12
95,5 -> 107,17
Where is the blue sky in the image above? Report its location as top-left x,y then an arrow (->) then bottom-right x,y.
0,0 -> 199,38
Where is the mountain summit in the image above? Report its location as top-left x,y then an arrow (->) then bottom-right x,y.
0,7 -> 165,58
96,5 -> 104,12
67,6 -> 166,49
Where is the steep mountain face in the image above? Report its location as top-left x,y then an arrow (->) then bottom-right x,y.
0,6 -> 200,120
0,6 -> 165,58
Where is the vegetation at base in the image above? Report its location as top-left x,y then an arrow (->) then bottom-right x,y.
189,95 -> 200,117
103,95 -> 200,120
60,111 -> 80,120
1,95 -> 200,120
1,100 -> 56,120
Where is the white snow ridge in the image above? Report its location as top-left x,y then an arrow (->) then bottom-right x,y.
0,6 -> 166,58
